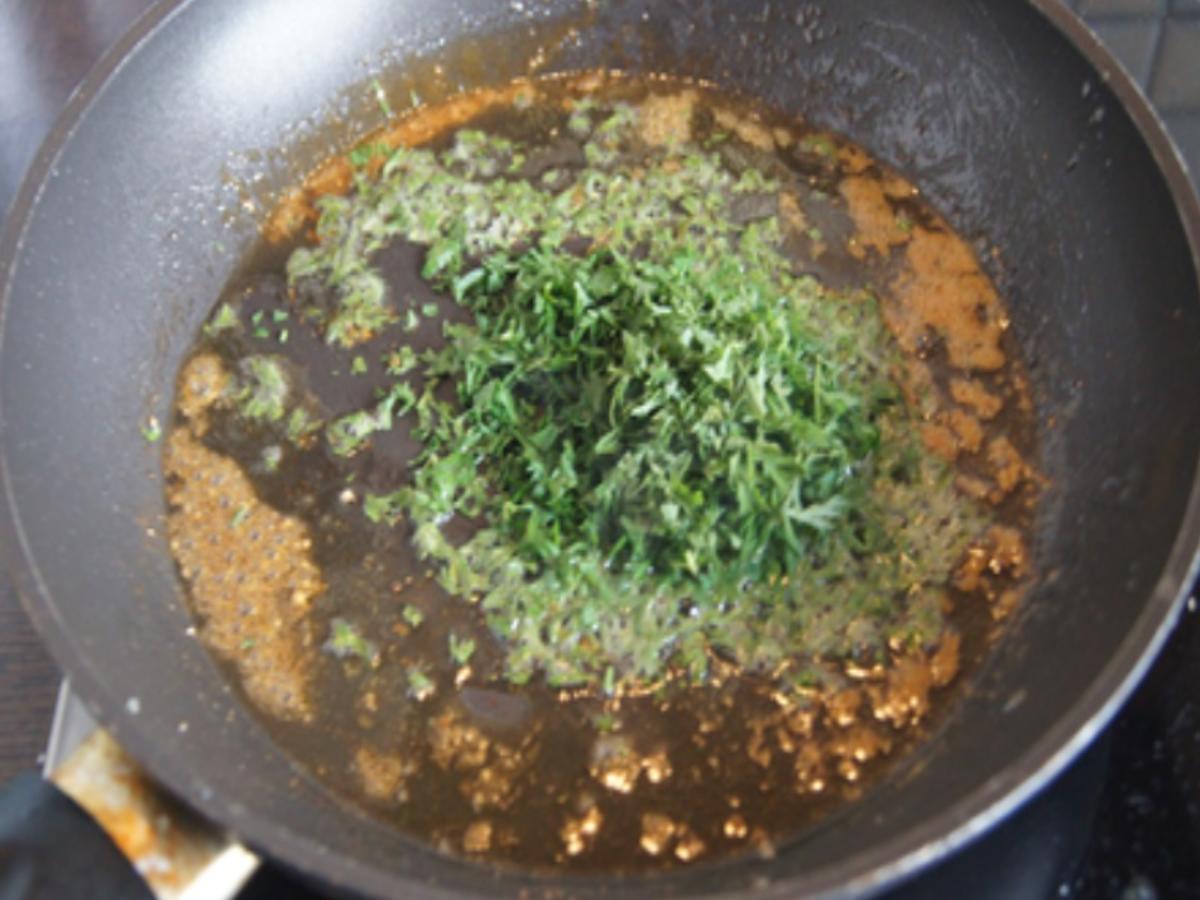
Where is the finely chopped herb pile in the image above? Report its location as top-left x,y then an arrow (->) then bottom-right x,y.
271,99 -> 984,694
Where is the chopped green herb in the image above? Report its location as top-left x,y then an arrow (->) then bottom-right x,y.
253,326 -> 270,340
421,302 -> 438,318
251,310 -> 265,325
234,356 -> 290,423
567,99 -> 596,137
326,409 -> 387,457
401,605 -> 424,628
278,328 -> 289,344
241,638 -> 256,650
407,667 -> 435,701
286,407 -> 321,443
140,416 -> 162,444
896,215 -> 915,233
271,309 -> 290,323
449,634 -> 476,667
372,77 -> 394,119
289,263 -> 398,348
325,618 -> 378,665
384,346 -> 418,376
230,504 -> 251,529
348,142 -> 389,169
283,97 -> 986,697
203,303 -> 240,337
807,226 -> 823,242
325,382 -> 416,457
364,490 -> 405,525
260,445 -> 283,472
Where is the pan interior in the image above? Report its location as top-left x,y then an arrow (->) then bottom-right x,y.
1,1 -> 1198,897
162,70 -> 1041,872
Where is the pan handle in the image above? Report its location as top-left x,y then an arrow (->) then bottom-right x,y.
48,730 -> 259,900
37,682 -> 260,899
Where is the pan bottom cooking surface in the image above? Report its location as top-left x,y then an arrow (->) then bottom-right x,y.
43,622 -> 1200,900
7,0 -> 1200,895
259,3 -> 1200,879
41,2 -> 1200,894
229,598 -> 1200,899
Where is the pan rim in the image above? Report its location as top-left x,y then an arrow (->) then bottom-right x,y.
1,0 -> 1198,897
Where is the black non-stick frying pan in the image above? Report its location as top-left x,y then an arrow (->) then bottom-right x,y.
2,0 -> 1199,897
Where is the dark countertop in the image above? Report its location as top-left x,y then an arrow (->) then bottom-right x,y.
1,1 -> 1198,897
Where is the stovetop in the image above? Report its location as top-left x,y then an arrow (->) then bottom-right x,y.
8,1 -> 1200,898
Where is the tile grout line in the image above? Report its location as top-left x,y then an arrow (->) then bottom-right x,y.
1145,15 -> 1168,96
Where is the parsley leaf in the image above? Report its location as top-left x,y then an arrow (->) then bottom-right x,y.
234,356 -> 290,423
283,98 -> 986,696
140,416 -> 162,444
203,303 -> 240,337
326,382 -> 417,457
325,618 -> 378,665
449,634 -> 476,666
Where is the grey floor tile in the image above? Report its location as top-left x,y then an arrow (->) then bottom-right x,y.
1150,19 -> 1200,109
1162,110 -> 1200,191
1088,19 -> 1163,86
1079,0 -> 1164,15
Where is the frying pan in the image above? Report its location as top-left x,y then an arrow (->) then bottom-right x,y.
2,0 -> 1199,897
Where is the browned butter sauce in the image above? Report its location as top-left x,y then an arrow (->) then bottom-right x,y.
164,72 -> 1039,871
